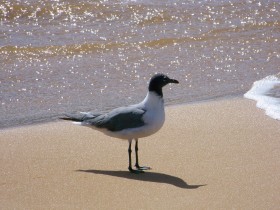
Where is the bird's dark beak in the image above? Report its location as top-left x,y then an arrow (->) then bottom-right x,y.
168,78 -> 179,84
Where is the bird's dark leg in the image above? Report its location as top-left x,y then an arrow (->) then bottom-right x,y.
128,139 -> 143,174
135,139 -> 151,171
135,138 -> 140,168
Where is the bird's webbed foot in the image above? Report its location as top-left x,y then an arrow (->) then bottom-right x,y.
128,166 -> 145,174
135,164 -> 151,171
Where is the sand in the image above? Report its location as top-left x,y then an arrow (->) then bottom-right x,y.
1,98 -> 280,209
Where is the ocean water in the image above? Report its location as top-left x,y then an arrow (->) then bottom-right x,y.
244,73 -> 280,120
0,0 -> 279,129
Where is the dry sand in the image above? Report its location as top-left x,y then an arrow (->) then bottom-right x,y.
1,98 -> 280,209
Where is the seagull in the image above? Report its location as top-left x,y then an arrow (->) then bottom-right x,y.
61,73 -> 179,173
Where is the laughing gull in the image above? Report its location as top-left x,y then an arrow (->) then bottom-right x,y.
61,73 -> 179,173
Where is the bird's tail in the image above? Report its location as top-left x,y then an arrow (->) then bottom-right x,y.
60,112 -> 101,123
60,116 -> 83,122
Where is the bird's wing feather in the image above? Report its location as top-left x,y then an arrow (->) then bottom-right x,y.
80,112 -> 102,119
61,112 -> 101,122
84,106 -> 146,132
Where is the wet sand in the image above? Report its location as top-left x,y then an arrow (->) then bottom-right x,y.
1,98 -> 280,209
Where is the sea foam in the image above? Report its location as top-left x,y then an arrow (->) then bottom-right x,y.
244,75 -> 280,120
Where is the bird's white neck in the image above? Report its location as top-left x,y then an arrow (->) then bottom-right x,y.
142,91 -> 164,109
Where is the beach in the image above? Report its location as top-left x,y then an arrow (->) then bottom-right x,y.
1,98 -> 279,209
1,0 -> 279,208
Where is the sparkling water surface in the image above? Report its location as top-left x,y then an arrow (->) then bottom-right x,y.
0,0 -> 279,128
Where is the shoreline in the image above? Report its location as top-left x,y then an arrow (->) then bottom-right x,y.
0,94 -> 244,131
1,98 -> 279,209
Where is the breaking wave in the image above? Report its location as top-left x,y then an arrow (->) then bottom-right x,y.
244,74 -> 280,120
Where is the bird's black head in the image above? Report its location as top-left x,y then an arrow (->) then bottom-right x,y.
148,73 -> 179,97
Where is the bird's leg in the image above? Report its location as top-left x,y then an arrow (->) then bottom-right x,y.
135,139 -> 151,171
128,139 -> 143,174
135,138 -> 139,168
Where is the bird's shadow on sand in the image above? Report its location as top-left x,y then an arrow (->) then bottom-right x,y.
76,169 -> 206,189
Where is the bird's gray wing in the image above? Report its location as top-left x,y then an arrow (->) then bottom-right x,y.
84,106 -> 146,132
61,112 -> 101,122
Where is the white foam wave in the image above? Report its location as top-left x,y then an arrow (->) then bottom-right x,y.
244,75 -> 280,120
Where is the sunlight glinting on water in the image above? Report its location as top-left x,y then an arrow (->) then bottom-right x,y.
0,0 -> 279,128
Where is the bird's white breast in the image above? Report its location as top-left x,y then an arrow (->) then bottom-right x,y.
141,92 -> 165,133
99,92 -> 165,140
